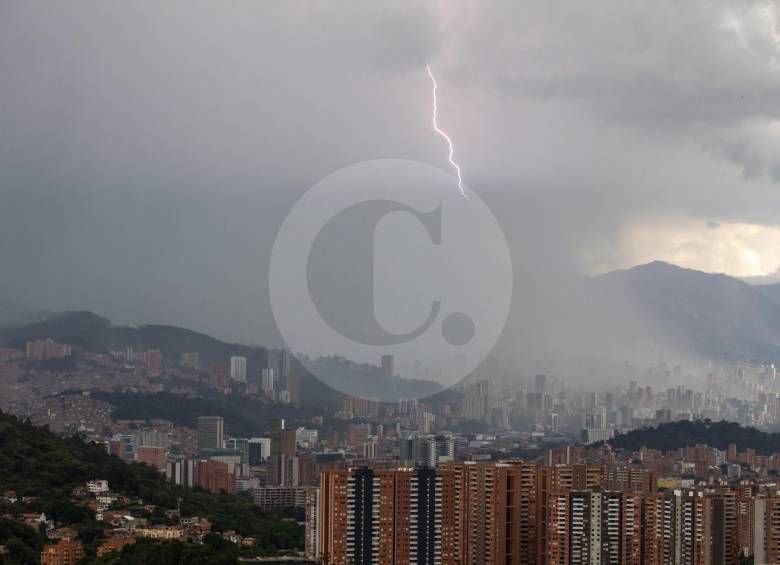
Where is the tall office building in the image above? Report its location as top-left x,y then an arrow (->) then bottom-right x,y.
248,437 -> 271,466
279,348 -> 289,380
400,433 -> 455,468
197,416 -> 224,452
267,348 -> 289,381
381,354 -> 394,378
270,418 -> 297,486
262,367 -> 274,396
286,368 -> 301,406
224,438 -> 250,464
230,356 -> 247,382
535,373 -> 547,394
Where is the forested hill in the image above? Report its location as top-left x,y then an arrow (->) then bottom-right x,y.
608,419 -> 780,455
0,411 -> 302,563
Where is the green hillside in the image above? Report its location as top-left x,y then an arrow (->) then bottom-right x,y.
608,419 -> 780,455
0,411 -> 302,563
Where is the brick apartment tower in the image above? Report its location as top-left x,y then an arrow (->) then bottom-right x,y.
317,467 -> 449,565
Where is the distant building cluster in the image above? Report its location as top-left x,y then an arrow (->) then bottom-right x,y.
26,338 -> 71,360
11,338 -> 780,563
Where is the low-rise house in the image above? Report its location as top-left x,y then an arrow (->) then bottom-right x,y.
119,515 -> 137,532
20,513 -> 52,531
98,511 -> 125,526
70,486 -> 87,499
96,493 -> 118,507
222,530 -> 242,544
180,517 -> 212,539
97,536 -> 135,557
135,526 -> 184,540
48,527 -> 78,541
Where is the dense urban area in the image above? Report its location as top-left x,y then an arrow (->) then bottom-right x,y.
2,313 -> 780,564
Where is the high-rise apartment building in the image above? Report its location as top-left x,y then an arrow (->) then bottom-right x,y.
641,488 -> 742,565
346,423 -> 371,448
147,349 -> 162,377
314,461 -> 761,565
756,493 -> 780,563
26,338 -> 72,361
317,467 -> 448,565
546,489 -> 642,565
434,460 -> 546,565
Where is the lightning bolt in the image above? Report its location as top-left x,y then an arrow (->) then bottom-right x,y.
426,64 -> 468,198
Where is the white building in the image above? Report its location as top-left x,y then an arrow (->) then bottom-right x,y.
295,428 -> 318,447
230,356 -> 247,382
400,433 -> 454,468
261,367 -> 274,394
248,437 -> 271,465
234,476 -> 260,493
86,480 -> 109,494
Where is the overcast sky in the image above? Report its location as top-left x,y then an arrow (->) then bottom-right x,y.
2,1 -> 780,347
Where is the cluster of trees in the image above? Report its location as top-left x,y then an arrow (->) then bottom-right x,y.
608,419 -> 780,455
87,538 -> 240,565
0,517 -> 47,564
84,536 -> 303,565
91,391 -> 318,439
0,411 -> 303,562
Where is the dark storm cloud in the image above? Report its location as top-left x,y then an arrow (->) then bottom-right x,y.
2,0 -> 780,379
0,1 -> 444,344
460,1 -> 780,127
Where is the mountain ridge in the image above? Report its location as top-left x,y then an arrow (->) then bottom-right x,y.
592,260 -> 780,362
4,260 -> 780,394
0,309 -> 443,406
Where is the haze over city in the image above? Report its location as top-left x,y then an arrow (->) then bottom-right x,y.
3,2 -> 780,349
6,3 -> 780,564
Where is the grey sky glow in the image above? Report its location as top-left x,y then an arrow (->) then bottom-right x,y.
2,1 -> 780,351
